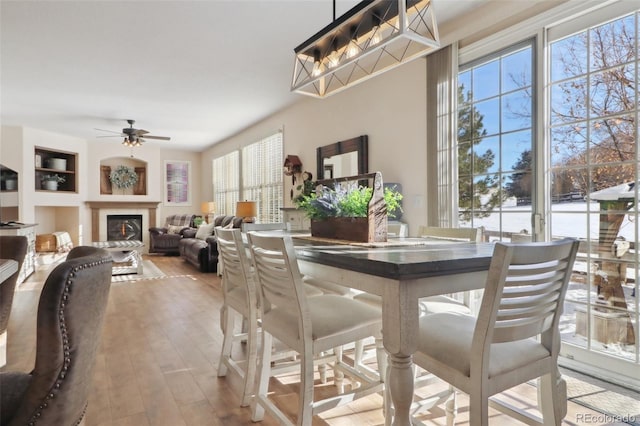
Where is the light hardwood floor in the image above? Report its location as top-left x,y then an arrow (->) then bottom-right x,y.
4,254 -> 618,425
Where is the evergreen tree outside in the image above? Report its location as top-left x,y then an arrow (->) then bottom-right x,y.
457,85 -> 501,221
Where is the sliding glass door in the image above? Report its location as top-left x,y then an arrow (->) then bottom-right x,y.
548,10 -> 639,376
455,5 -> 640,381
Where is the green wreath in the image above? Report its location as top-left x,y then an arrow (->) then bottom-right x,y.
110,165 -> 138,189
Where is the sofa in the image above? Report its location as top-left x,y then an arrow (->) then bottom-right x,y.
179,215 -> 243,272
149,214 -> 198,254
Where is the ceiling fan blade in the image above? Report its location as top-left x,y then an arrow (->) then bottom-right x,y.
96,135 -> 124,138
134,129 -> 149,135
142,135 -> 171,140
94,128 -> 123,134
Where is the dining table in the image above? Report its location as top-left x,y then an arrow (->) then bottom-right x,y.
0,259 -> 19,285
292,236 -> 496,425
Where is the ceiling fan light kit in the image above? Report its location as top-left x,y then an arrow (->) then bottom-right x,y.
96,119 -> 171,148
291,0 -> 439,98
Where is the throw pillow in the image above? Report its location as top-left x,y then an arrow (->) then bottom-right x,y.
167,225 -> 183,234
195,223 -> 215,240
223,222 -> 235,229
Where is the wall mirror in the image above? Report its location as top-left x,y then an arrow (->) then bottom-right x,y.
316,135 -> 368,182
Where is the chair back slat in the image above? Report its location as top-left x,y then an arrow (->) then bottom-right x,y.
215,227 -> 256,311
474,239 -> 579,347
418,226 -> 482,242
248,233 -> 307,323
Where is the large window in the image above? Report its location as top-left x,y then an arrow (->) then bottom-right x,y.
212,151 -> 239,216
549,12 -> 638,363
453,4 -> 640,381
242,131 -> 283,223
212,130 -> 283,222
457,41 -> 535,241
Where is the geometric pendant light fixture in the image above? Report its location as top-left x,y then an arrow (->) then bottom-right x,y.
291,0 -> 439,98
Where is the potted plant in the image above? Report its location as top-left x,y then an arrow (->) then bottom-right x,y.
1,172 -> 18,191
41,174 -> 66,191
296,173 -> 402,242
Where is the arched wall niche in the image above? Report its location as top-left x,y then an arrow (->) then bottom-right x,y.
99,157 -> 147,195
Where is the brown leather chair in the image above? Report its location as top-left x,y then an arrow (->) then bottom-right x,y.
0,235 -> 28,367
0,246 -> 112,426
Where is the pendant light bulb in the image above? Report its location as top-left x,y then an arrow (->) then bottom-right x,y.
369,15 -> 382,47
327,40 -> 339,68
312,49 -> 323,76
345,26 -> 360,59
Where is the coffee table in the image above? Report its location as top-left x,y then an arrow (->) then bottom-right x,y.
91,240 -> 144,275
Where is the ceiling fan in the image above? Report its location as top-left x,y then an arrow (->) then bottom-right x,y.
95,119 -> 171,147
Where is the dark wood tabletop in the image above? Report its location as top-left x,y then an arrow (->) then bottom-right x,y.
293,237 -> 495,280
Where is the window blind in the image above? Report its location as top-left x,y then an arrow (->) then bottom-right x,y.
212,151 -> 239,216
241,131 -> 283,223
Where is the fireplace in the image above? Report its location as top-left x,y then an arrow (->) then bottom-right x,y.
107,215 -> 143,241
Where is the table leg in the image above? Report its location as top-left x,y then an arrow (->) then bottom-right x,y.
134,250 -> 143,274
382,282 -> 419,426
388,354 -> 415,425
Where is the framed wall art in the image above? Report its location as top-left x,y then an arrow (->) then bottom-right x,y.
164,160 -> 191,206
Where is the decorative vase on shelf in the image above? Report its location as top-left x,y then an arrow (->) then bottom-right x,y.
4,178 -> 17,191
41,174 -> 65,191
42,180 -> 58,191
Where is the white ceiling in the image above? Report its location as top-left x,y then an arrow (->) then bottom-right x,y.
1,0 -> 489,151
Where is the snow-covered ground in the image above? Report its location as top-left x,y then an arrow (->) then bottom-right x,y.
461,200 -> 638,360
460,200 -> 637,241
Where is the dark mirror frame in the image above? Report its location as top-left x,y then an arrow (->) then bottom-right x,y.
316,135 -> 368,183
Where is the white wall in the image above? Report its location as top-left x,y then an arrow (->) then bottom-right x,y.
1,126 -> 204,245
200,59 -> 429,235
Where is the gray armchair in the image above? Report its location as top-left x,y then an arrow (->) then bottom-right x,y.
0,246 -> 112,426
0,235 -> 28,367
149,213 -> 197,254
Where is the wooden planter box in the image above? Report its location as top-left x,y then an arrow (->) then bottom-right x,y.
309,172 -> 388,243
311,217 -> 378,242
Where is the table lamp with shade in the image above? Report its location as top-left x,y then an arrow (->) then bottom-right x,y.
236,201 -> 257,223
201,201 -> 216,223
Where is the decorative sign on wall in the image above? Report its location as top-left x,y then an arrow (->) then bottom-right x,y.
164,160 -> 191,206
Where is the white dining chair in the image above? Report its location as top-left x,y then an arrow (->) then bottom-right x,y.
410,238 -> 579,426
248,232 -> 386,426
417,225 -> 482,242
216,227 -> 331,407
215,227 -> 260,406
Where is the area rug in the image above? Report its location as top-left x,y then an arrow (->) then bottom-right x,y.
562,368 -> 640,425
111,260 -> 166,283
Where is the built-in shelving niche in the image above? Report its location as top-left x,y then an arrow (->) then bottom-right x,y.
0,164 -> 19,222
100,157 -> 147,196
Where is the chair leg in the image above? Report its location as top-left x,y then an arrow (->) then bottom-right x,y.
445,385 -> 457,426
241,312 -> 258,407
333,346 -> 345,392
538,371 -> 566,425
374,332 -> 387,383
298,351 -> 315,426
318,358 -> 328,384
468,388 -> 489,426
251,331 -> 273,422
217,305 -> 234,377
354,339 -> 365,369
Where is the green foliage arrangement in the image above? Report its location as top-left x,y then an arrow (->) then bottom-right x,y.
41,174 -> 66,183
110,165 -> 138,189
296,182 -> 403,221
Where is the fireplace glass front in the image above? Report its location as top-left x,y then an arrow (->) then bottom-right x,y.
107,214 -> 143,241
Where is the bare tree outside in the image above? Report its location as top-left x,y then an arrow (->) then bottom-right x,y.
550,14 -> 637,345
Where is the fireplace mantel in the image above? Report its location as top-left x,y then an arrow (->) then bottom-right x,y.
86,201 -> 160,242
